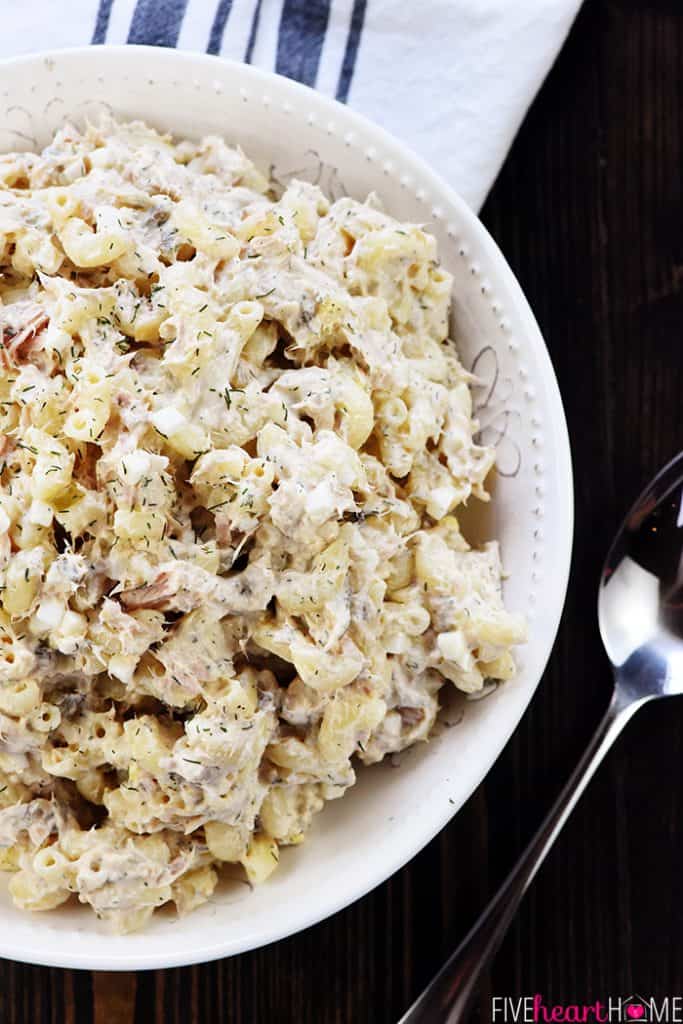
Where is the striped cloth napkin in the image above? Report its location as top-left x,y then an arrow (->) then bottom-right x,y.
1,0 -> 580,209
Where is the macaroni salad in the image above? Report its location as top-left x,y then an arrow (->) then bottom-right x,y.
0,119 -> 525,931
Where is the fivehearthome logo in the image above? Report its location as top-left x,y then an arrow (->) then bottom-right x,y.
491,994 -> 683,1023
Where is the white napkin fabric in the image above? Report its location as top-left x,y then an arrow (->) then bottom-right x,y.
0,0 -> 581,209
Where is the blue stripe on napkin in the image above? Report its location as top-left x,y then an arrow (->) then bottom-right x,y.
276,0 -> 331,87
207,0 -> 234,55
92,0 -> 115,44
244,0 -> 263,63
336,0 -> 366,101
128,0 -> 190,47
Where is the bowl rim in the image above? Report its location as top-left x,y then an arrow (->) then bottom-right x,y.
0,44 -> 574,970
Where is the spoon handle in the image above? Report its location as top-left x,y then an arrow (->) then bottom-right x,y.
398,688 -> 644,1024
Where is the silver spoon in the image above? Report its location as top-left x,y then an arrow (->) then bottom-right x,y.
399,451 -> 683,1024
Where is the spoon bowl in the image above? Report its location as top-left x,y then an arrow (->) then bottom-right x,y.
600,451 -> 683,699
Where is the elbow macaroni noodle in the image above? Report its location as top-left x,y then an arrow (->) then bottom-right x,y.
0,119 -> 525,931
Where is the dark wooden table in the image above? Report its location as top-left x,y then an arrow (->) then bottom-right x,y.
2,1 -> 682,1020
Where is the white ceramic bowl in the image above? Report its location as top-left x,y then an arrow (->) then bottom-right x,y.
0,46 -> 573,970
